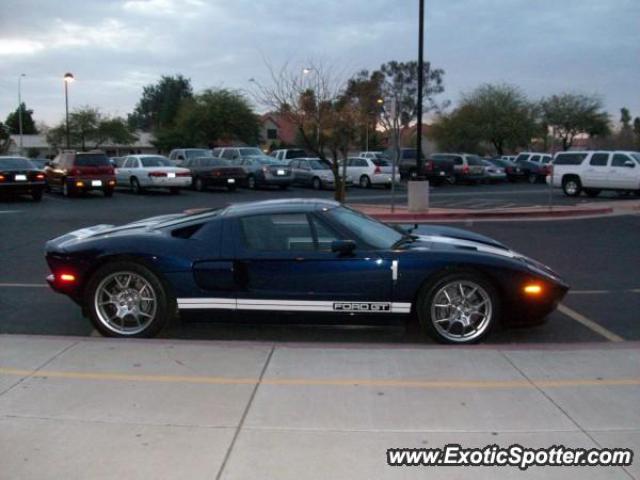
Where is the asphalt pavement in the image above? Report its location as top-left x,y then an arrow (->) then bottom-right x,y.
0,183 -> 638,343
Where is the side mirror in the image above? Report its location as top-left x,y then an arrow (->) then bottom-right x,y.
331,239 -> 356,256
624,160 -> 635,168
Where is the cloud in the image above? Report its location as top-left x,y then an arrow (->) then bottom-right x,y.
0,0 -> 638,125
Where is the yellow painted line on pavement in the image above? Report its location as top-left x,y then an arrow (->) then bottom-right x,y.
1,367 -> 638,390
557,304 -> 624,342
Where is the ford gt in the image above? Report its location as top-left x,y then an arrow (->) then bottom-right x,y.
45,199 -> 569,343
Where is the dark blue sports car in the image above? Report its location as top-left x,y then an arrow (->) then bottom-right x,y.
45,199 -> 569,343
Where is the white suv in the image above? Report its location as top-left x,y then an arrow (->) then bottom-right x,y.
550,150 -> 640,197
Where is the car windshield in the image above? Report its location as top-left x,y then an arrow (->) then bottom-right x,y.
251,156 -> 279,165
326,207 -> 403,249
310,160 -> 330,170
631,153 -> 640,164
0,157 -> 35,169
286,149 -> 307,159
239,148 -> 263,156
141,156 -> 172,167
372,158 -> 390,166
186,149 -> 212,159
466,155 -> 484,166
75,154 -> 110,166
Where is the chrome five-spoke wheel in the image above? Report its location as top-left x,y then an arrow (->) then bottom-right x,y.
94,271 -> 157,336
430,280 -> 492,342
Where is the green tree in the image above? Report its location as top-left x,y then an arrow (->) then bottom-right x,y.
0,122 -> 11,153
5,103 -> 38,134
128,75 -> 193,131
540,93 -> 610,150
431,84 -> 538,155
153,88 -> 259,151
634,117 -> 640,147
46,107 -> 137,150
620,107 -> 631,129
343,70 -> 385,151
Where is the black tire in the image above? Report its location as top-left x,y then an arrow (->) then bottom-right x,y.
104,189 -> 114,198
84,261 -> 175,338
247,175 -> 256,190
169,187 -> 180,195
416,271 -> 500,344
32,190 -> 43,202
562,176 -> 582,197
527,173 -> 538,184
131,177 -> 143,194
227,184 -> 237,192
194,177 -> 205,192
312,177 -> 322,190
359,175 -> 371,189
279,184 -> 289,190
584,188 -> 601,198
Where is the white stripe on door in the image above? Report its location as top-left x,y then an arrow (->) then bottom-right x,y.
176,298 -> 411,313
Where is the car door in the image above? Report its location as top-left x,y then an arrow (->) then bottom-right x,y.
608,153 -> 638,189
116,157 -> 130,185
231,212 -> 392,311
583,152 -> 609,188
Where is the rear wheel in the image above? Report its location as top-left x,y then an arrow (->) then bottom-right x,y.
584,188 -> 601,198
359,175 -> 371,189
169,187 -> 180,195
247,175 -> 256,190
562,176 -> 582,197
312,177 -> 322,190
104,189 -> 114,198
85,261 -> 175,338
417,272 -> 499,344
131,177 -> 143,194
32,190 -> 43,202
227,184 -> 237,192
527,173 -> 538,184
194,177 -> 205,192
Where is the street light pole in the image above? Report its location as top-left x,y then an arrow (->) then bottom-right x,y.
18,74 -> 26,155
415,0 -> 425,177
63,72 -> 74,149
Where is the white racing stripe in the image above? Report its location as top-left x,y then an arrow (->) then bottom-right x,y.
177,297 -> 411,313
417,234 -> 518,259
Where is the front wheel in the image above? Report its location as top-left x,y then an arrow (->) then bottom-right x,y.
312,177 -> 322,190
247,175 -> 256,190
131,177 -> 143,194
85,262 -> 175,338
417,272 -> 499,344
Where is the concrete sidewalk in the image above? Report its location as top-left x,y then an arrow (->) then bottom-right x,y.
1,335 -> 638,479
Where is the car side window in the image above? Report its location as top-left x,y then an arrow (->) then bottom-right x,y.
454,157 -> 463,165
122,158 -> 132,168
530,155 -> 540,163
310,215 -> 341,251
239,213 -> 315,251
590,153 -> 609,167
221,149 -> 234,160
612,154 -> 632,167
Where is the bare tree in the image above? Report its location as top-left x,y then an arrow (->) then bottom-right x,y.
250,60 -> 353,201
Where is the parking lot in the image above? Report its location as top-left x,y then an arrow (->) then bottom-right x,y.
1,182 -> 638,344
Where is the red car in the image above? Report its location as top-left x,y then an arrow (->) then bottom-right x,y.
45,150 -> 116,197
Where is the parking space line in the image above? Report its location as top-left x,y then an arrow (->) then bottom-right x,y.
557,304 -> 624,342
0,366 -> 637,390
0,283 -> 48,288
567,290 -> 610,295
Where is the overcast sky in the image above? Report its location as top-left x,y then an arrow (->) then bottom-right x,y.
1,0 -> 638,127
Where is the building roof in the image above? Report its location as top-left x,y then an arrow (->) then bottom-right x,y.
260,112 -> 297,145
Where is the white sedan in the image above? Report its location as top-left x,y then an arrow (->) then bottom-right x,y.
344,157 -> 400,188
115,155 -> 191,194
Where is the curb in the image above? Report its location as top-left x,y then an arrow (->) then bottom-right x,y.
363,206 -> 614,223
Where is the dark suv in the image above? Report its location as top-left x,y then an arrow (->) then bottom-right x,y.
45,150 -> 116,197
